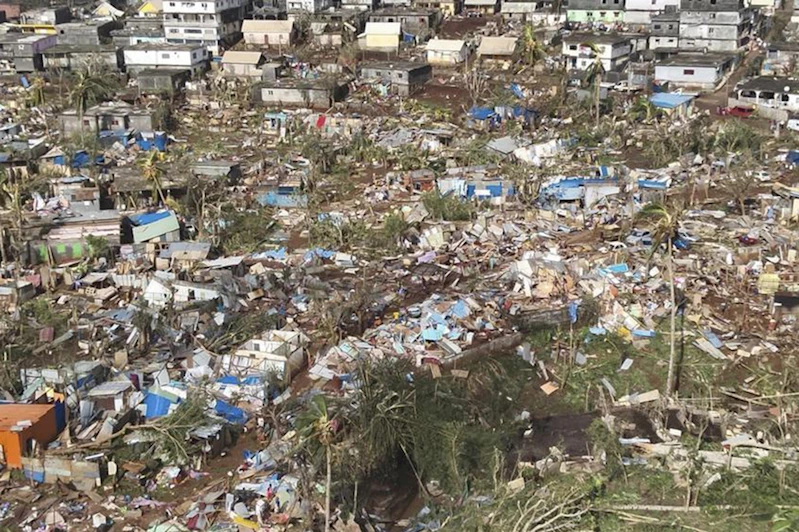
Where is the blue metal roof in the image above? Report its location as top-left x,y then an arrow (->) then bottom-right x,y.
649,93 -> 694,109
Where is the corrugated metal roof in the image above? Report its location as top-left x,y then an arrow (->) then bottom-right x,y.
222,51 -> 265,65
426,38 -> 466,52
241,19 -> 294,34
88,380 -> 133,397
365,22 -> 401,35
478,36 -> 518,56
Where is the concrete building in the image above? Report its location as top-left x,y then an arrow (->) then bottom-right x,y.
111,26 -> 167,47
19,7 -> 71,26
562,33 -> 632,73
360,61 -> 432,95
254,78 -> 350,108
735,77 -> 799,113
368,8 -> 439,34
762,42 -> 799,76
137,68 -> 191,94
60,102 -> 162,134
241,19 -> 296,47
56,21 -> 120,46
624,0 -> 679,25
678,0 -> 754,52
341,0 -> 377,10
361,22 -> 401,52
477,36 -> 518,64
42,44 -> 122,71
648,11 -> 680,49
285,0 -> 334,13
417,0 -> 462,16
222,50 -> 268,78
654,53 -> 735,89
0,33 -> 56,72
566,0 -> 625,23
465,0 -> 500,14
123,43 -> 209,76
163,0 -> 249,56
501,0 -> 544,21
426,38 -> 469,65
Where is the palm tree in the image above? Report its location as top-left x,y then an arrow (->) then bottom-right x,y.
297,395 -> 338,532
68,64 -> 116,131
637,203 -> 682,397
522,25 -> 546,67
581,42 -> 605,128
630,96 -> 657,123
139,151 -> 167,206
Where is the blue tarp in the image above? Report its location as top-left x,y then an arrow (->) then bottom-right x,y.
143,391 -> 177,419
258,192 -> 308,208
469,106 -> 496,120
129,210 -> 173,226
54,400 -> 66,432
788,151 -> 799,165
649,93 -> 694,109
217,375 -> 263,386
303,248 -> 336,261
253,247 -> 287,260
72,151 -> 90,168
215,400 -> 248,424
510,84 -> 524,98
137,131 -> 168,152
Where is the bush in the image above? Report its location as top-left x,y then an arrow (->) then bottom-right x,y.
422,191 -> 474,221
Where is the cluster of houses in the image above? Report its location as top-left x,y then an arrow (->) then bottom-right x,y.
0,0 -> 791,112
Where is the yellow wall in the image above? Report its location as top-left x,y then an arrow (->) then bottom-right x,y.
139,1 -> 162,14
365,34 -> 399,51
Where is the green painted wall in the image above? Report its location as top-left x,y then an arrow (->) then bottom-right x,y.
567,9 -> 625,22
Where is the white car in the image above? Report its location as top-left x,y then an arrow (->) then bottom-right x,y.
613,81 -> 641,93
745,169 -> 772,182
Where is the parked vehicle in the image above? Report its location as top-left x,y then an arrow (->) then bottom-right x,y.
717,106 -> 754,118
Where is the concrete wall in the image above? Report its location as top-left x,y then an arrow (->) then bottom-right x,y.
260,86 -> 334,107
567,9 -> 625,22
650,35 -> 679,48
243,32 -> 293,46
655,63 -> 720,88
567,0 -> 624,9
364,34 -> 399,51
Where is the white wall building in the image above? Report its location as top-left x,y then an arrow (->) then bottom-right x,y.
623,0 -> 679,25
561,33 -> 632,73
654,53 -> 735,89
285,0 -> 333,13
736,77 -> 799,112
221,329 -> 309,382
163,0 -> 248,56
426,39 -> 469,65
124,43 -> 209,75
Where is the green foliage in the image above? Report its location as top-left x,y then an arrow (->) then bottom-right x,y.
700,460 -> 799,516
218,207 -> 276,253
338,356 -> 526,495
137,393 -> 212,464
85,235 -> 109,260
422,191 -> 474,222
68,60 -> 120,116
713,119 -> 765,157
22,297 -> 67,332
772,508 -> 799,532
377,213 -> 409,252
586,419 -> 624,479
309,218 -> 369,251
